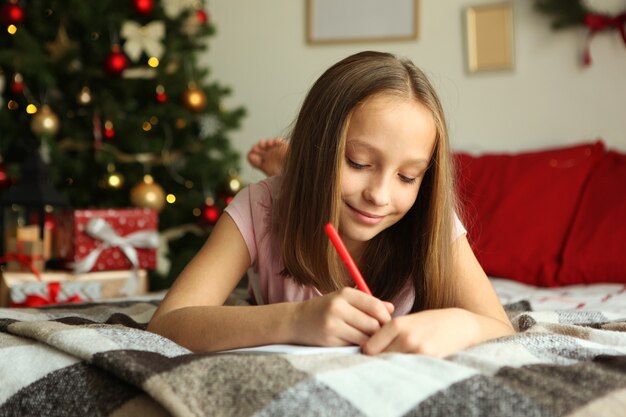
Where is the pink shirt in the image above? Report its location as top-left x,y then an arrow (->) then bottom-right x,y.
224,176 -> 466,317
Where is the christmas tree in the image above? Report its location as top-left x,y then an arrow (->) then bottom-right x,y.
0,0 -> 246,289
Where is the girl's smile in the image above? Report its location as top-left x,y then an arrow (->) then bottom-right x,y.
345,203 -> 386,226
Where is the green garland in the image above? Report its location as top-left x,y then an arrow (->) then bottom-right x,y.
533,0 -> 590,29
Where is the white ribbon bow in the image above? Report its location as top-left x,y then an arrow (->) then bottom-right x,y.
121,20 -> 165,62
72,217 -> 159,274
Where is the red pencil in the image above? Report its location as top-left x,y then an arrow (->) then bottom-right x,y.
324,223 -> 373,296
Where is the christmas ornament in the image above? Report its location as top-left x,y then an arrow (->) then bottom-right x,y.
100,163 -> 125,190
120,20 -> 165,62
196,9 -> 209,25
155,84 -> 168,103
103,120 -> 115,139
199,114 -> 220,139
76,86 -> 92,105
162,0 -> 196,19
130,174 -> 166,211
45,24 -> 78,62
0,158 -> 11,189
0,2 -> 25,27
10,72 -> 24,95
182,83 -> 207,112
30,105 -> 60,137
132,0 -> 155,16
104,45 -> 129,76
201,198 -> 221,226
225,169 -> 244,195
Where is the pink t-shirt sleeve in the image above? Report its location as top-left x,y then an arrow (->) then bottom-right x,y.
223,178 -> 281,305
224,185 -> 258,264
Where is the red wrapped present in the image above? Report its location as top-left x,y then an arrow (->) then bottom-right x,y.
56,208 -> 159,273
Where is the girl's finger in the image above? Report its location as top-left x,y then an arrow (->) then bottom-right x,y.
361,321 -> 399,355
341,288 -> 393,325
336,321 -> 371,346
342,307 -> 384,336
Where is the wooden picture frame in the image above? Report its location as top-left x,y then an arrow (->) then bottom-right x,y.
465,3 -> 514,73
306,0 -> 419,45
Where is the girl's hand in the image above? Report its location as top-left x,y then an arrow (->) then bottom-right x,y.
361,308 -> 479,357
292,287 -> 394,347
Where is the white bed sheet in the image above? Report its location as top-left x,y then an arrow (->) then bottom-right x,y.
491,277 -> 626,314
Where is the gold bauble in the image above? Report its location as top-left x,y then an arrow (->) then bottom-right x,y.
182,84 -> 207,112
30,105 -> 60,137
130,174 -> 166,211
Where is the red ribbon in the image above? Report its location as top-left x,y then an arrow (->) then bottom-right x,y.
583,12 -> 626,65
10,282 -> 83,308
0,241 -> 43,278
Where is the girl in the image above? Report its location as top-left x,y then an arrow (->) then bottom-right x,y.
148,51 -> 514,357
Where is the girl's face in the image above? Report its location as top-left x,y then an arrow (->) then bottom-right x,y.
339,94 -> 436,255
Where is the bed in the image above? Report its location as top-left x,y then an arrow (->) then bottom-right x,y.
1,279 -> 625,417
2,141 -> 625,416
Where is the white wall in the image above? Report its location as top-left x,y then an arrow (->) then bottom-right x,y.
204,0 -> 626,183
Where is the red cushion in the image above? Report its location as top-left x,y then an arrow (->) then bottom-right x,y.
557,150 -> 626,284
455,141 -> 605,286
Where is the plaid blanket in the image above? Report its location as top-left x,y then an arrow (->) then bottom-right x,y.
1,300 -> 625,417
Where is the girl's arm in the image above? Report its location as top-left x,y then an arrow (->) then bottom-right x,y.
362,235 -> 515,357
148,214 -> 393,352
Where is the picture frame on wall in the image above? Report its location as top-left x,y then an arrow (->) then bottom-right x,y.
306,0 -> 419,45
464,2 -> 515,73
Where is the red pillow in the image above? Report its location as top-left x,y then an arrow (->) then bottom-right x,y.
557,150 -> 626,284
455,141 -> 605,286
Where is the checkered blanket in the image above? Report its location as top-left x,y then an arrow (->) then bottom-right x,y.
1,300 -> 625,417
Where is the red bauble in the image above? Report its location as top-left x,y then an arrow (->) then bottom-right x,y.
155,92 -> 168,103
155,85 -> 167,103
104,46 -> 128,76
104,127 -> 115,139
103,120 -> 115,139
0,3 -> 25,26
10,80 -> 24,95
0,161 -> 11,189
196,9 -> 209,25
201,203 -> 221,225
132,0 -> 154,16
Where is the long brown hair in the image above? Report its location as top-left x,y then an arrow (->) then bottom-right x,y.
275,51 -> 458,311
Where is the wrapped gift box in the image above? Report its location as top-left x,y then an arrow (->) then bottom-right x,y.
0,269 -> 148,307
18,224 -> 53,260
56,208 -> 158,273
4,238 -> 45,274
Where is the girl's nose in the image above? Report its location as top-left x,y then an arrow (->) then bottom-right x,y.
363,176 -> 390,206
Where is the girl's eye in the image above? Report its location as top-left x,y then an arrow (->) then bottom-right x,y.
399,174 -> 417,185
347,159 -> 368,169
